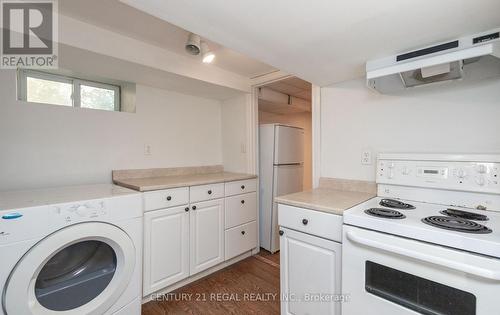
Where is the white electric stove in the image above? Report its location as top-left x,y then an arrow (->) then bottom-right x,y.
342,153 -> 500,315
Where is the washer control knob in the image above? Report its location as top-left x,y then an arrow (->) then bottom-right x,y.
476,176 -> 486,186
76,205 -> 88,217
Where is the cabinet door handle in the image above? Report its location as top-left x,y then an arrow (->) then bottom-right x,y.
185,207 -> 190,212
241,185 -> 245,190
279,230 -> 284,236
241,230 -> 246,235
166,196 -> 172,201
302,219 -> 308,225
241,200 -> 245,204
208,190 -> 212,195
192,206 -> 197,210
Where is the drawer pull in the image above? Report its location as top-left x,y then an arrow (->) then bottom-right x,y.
166,196 -> 172,201
185,207 -> 189,212
241,230 -> 246,235
241,185 -> 245,190
279,230 -> 284,236
302,219 -> 308,225
208,190 -> 212,195
241,200 -> 245,204
192,206 -> 197,210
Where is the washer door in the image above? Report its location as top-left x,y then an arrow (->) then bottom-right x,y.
3,222 -> 136,315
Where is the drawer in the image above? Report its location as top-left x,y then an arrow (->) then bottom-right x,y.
225,192 -> 257,229
225,221 -> 257,260
278,204 -> 343,242
144,187 -> 189,212
225,178 -> 257,196
190,183 -> 224,203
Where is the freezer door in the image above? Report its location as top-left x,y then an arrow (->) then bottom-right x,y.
274,125 -> 304,165
270,164 -> 304,252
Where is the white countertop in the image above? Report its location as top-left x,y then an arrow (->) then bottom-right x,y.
0,184 -> 139,210
113,172 -> 257,192
275,188 -> 376,215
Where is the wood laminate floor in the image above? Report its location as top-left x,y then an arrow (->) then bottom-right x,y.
142,250 -> 280,315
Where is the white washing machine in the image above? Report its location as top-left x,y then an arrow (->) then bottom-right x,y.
0,184 -> 143,315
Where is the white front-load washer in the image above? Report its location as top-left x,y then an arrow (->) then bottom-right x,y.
0,184 -> 143,315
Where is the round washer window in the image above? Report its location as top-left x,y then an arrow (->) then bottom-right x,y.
35,240 -> 117,311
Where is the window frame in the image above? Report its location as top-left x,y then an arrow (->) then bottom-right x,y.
18,69 -> 121,112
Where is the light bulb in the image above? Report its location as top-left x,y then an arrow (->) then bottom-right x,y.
201,41 -> 215,63
203,52 -> 215,63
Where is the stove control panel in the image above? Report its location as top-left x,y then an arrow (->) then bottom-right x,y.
377,155 -> 500,194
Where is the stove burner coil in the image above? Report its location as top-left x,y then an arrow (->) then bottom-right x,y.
379,199 -> 415,210
440,209 -> 489,221
364,208 -> 406,219
422,216 -> 492,234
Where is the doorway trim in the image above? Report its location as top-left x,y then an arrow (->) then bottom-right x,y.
248,72 -> 293,175
311,85 -> 321,188
247,72 -> 321,188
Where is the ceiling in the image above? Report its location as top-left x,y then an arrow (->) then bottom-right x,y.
59,0 -> 276,78
259,77 -> 311,115
59,44 -> 245,101
265,77 -> 311,101
120,0 -> 500,86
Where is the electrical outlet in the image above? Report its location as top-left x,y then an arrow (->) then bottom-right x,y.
144,144 -> 152,156
361,150 -> 372,165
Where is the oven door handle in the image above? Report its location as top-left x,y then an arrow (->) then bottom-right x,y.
346,231 -> 500,281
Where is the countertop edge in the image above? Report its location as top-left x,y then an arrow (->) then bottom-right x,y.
113,173 -> 257,192
275,199 -> 345,215
275,189 -> 376,216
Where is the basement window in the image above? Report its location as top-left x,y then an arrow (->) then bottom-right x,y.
18,70 -> 121,112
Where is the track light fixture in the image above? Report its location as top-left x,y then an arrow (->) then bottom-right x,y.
185,33 -> 201,55
185,33 -> 215,63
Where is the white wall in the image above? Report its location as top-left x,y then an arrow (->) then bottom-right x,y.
259,111 -> 313,190
0,70 -> 223,191
221,94 -> 250,173
320,77 -> 500,182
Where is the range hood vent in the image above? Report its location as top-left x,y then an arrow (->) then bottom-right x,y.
396,40 -> 459,62
366,28 -> 500,93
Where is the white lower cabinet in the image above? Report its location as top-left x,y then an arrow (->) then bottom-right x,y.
190,198 -> 225,275
142,178 -> 257,297
280,227 -> 342,315
143,205 -> 190,296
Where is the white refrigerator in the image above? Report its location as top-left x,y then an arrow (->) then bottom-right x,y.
259,124 -> 304,253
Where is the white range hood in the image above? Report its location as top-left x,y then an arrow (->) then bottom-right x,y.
366,28 -> 500,93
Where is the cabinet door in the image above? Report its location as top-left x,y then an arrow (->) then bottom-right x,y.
143,205 -> 189,296
280,227 -> 341,315
190,198 -> 225,275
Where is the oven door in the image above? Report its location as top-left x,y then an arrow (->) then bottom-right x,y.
342,225 -> 500,315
